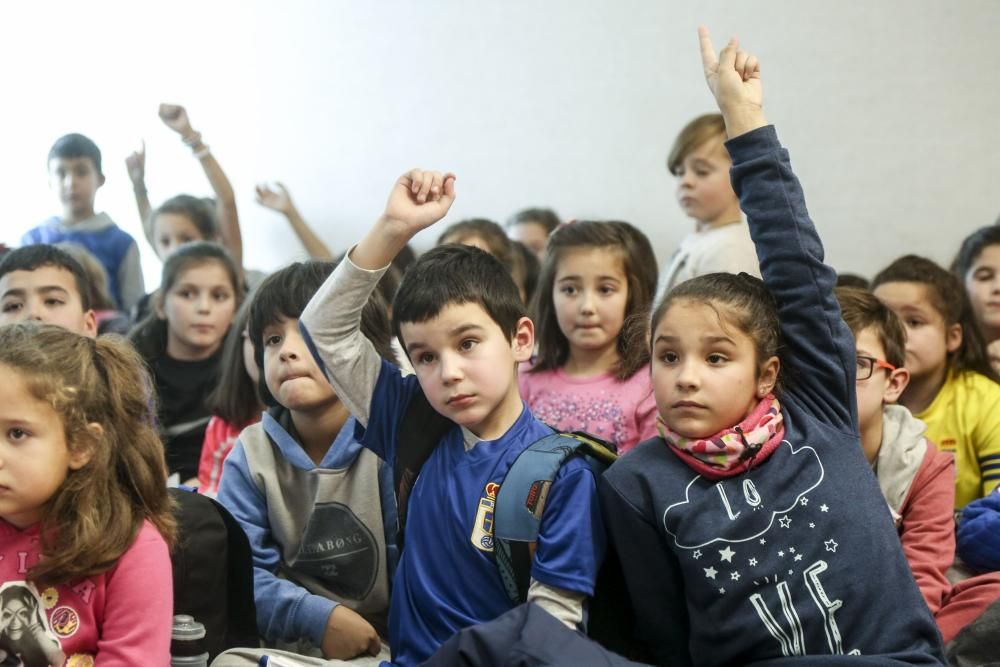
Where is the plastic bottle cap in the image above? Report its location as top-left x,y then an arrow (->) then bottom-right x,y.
171,615 -> 206,641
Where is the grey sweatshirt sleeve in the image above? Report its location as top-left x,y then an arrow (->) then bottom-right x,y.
299,254 -> 390,427
117,241 -> 146,313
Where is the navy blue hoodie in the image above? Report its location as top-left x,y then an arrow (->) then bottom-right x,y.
600,126 -> 945,666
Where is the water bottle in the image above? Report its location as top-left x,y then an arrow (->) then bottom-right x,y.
171,614 -> 209,667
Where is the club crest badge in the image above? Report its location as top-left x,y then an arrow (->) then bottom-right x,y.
470,482 -> 500,552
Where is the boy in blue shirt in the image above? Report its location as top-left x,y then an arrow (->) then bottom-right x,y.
22,133 -> 144,312
300,173 -> 605,666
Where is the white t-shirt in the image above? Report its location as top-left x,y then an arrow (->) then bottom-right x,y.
655,221 -> 761,303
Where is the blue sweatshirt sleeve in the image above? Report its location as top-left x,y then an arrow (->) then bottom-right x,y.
727,126 -> 856,433
217,442 -> 336,647
598,476 -> 692,666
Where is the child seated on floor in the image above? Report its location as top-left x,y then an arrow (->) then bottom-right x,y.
215,261 -> 398,665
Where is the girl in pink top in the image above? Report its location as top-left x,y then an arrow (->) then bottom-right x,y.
0,323 -> 175,665
520,221 -> 658,453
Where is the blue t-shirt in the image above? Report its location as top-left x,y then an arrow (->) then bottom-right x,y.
359,359 -> 605,666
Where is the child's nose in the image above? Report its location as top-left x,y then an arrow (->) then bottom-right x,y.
439,354 -> 463,383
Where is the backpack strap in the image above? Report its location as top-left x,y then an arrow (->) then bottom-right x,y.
493,431 -> 617,605
394,390 -> 453,550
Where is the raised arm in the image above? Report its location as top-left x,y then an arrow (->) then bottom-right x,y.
159,104 -> 244,275
125,141 -> 155,247
298,169 -> 455,431
256,182 -> 334,259
699,28 -> 855,429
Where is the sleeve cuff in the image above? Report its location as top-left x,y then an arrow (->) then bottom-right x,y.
725,124 -> 779,164
297,594 -> 339,647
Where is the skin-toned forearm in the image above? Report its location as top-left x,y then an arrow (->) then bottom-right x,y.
194,148 -> 243,273
721,108 -> 768,140
349,216 -> 414,271
134,184 -> 155,246
285,206 -> 333,260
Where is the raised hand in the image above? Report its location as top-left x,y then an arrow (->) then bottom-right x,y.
698,26 -> 766,137
158,103 -> 195,137
255,182 -> 294,214
382,168 -> 456,232
125,140 -> 146,185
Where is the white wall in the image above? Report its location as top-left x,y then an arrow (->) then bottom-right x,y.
3,1 -> 998,287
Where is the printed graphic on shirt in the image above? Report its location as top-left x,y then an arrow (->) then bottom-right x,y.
471,482 -> 500,552
659,441 -> 864,656
0,581 -> 65,667
529,392 -> 627,445
292,502 -> 379,600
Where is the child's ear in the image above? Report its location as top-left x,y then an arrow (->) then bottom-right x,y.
756,355 -> 780,398
97,173 -> 106,188
945,323 -> 963,354
82,309 -> 98,338
69,423 -> 101,470
512,316 -> 535,363
883,367 -> 910,404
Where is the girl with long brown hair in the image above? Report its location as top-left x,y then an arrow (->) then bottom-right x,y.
0,323 -> 176,663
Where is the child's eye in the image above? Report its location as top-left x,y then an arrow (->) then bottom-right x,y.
213,291 -> 232,302
417,352 -> 436,365
560,285 -> 577,296
7,428 -> 28,442
599,284 -> 618,295
1,302 -> 21,313
265,334 -> 282,347
707,353 -> 727,364
459,339 -> 478,352
177,289 -> 194,299
905,318 -> 924,328
659,351 -> 679,363
44,298 -> 65,307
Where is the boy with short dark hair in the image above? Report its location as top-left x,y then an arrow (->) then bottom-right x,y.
22,133 -> 144,312
216,261 -> 398,665
836,285 -> 1000,643
0,244 -> 97,336
300,171 -> 605,666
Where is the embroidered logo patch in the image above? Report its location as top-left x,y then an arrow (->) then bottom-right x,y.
470,482 -> 500,552
50,606 -> 80,638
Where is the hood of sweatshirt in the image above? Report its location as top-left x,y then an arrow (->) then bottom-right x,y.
876,404 -> 928,524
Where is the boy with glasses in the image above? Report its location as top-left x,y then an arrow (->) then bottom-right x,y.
836,286 -> 1000,643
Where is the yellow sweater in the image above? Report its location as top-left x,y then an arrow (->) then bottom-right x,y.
916,370 -> 1000,508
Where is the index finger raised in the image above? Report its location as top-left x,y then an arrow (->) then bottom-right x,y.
698,26 -> 718,70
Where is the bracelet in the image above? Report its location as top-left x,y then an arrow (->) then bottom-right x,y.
193,145 -> 211,160
182,131 -> 202,148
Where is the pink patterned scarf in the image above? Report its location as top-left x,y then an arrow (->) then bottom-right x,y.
658,394 -> 784,479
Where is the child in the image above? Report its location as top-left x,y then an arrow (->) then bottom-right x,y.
952,225 -> 1000,373
0,323 -> 175,663
655,111 -> 760,302
871,255 -> 1000,508
54,242 -> 131,335
215,261 -> 397,664
437,218 -> 532,304
506,207 -> 561,259
22,133 -> 145,313
299,172 -> 605,665
255,182 -> 335,260
835,286 -> 1000,643
520,220 -> 658,454
0,244 -> 97,337
600,29 -> 943,664
130,241 -> 243,483
197,298 -> 263,496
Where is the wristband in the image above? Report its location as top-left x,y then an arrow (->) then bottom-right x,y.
193,146 -> 211,160
182,131 -> 203,148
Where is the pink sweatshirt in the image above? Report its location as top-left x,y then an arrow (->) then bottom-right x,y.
0,520 -> 172,666
518,365 -> 657,454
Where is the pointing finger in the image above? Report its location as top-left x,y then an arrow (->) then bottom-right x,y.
697,26 -> 718,71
